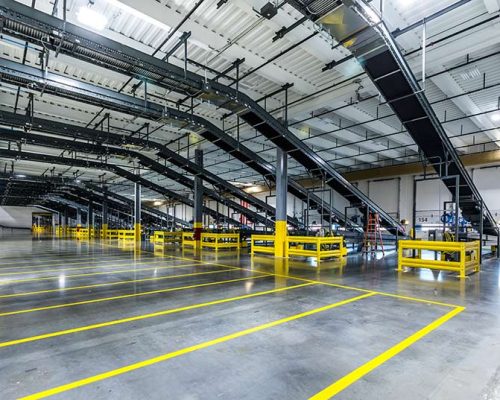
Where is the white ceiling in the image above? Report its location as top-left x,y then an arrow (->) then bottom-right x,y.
0,0 -> 499,200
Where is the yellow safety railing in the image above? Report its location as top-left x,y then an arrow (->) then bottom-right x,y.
32,226 -> 52,234
182,231 -> 196,247
153,231 -> 182,244
201,232 -> 240,251
285,236 -> 347,261
398,240 -> 480,278
250,235 -> 277,255
75,228 -> 89,240
118,230 -> 136,241
106,229 -> 120,240
89,228 -> 100,239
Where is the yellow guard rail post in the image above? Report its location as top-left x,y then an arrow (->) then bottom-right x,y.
285,236 -> 347,261
106,229 -> 119,240
153,231 -> 182,245
250,234 -> 277,255
182,231 -> 196,247
201,233 -> 240,251
118,230 -> 136,241
76,227 -> 89,240
398,240 -> 480,278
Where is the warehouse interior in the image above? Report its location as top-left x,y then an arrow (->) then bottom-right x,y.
1,0 -> 500,398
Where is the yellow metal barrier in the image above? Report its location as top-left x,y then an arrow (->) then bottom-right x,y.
201,233 -> 240,251
153,231 -> 182,245
182,231 -> 196,247
32,226 -> 52,234
398,240 -> 480,278
89,228 -> 99,239
250,235 -> 277,255
285,236 -> 347,261
118,230 -> 135,241
106,229 -> 119,240
76,228 -> 89,240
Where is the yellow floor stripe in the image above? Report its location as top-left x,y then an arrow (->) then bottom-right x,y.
0,257 -> 150,272
0,281 -> 311,349
0,263 -> 202,299
0,270 -> 254,317
0,252 -> 141,263
90,242 -> 463,308
308,306 -> 465,399
0,252 -> 184,271
169,256 -> 462,309
0,259 -> 184,277
19,292 -> 375,400
0,263 -> 228,286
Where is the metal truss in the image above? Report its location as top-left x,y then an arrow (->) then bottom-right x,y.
0,0 -> 403,235
0,148 -> 241,226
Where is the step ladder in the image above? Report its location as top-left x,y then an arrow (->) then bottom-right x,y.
363,212 -> 385,256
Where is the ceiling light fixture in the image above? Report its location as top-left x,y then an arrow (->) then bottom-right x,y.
490,112 -> 500,122
77,5 -> 108,31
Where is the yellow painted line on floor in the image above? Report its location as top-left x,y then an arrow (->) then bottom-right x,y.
0,270 -> 253,317
0,256 -> 172,271
0,280 -> 311,349
308,306 -> 465,399
0,263 -> 229,286
0,252 -> 132,262
0,263 -> 202,299
171,256 -> 462,309
97,241 -> 463,308
0,259 -> 190,277
19,292 -> 375,400
0,258 -> 141,272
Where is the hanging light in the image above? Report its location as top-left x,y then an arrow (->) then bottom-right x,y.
77,3 -> 108,31
490,112 -> 500,122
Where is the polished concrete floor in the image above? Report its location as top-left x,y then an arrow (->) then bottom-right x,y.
0,233 -> 499,399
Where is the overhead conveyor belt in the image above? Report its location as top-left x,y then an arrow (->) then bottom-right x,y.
82,183 -> 190,228
52,185 -> 187,228
0,60 -> 296,228
0,112 -> 280,227
64,186 -> 189,228
0,112 -> 360,232
0,61 -> 356,232
0,126 -> 274,227
0,172 -> 188,226
0,0 -> 401,235
306,0 -> 497,236
0,111 -> 276,220
0,148 -> 241,226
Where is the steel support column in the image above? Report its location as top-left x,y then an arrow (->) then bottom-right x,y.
76,207 -> 82,226
479,200 -> 483,264
63,206 -> 68,236
194,149 -> 203,248
134,182 -> 141,242
497,230 -> 500,258
102,188 -> 108,239
88,200 -> 93,239
275,148 -> 288,257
